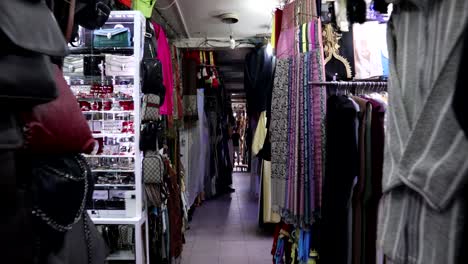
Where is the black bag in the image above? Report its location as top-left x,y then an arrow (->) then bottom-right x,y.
0,0 -> 68,106
75,0 -> 112,30
46,213 -> 109,264
144,20 -> 157,59
31,154 -> 93,233
141,59 -> 166,103
0,114 -> 23,150
140,121 -> 162,151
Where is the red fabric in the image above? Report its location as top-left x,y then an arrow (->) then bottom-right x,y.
118,0 -> 132,8
23,65 -> 94,154
274,9 -> 283,47
184,51 -> 201,64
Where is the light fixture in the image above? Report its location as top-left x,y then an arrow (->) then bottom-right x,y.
230,35 -> 236,49
219,13 -> 239,50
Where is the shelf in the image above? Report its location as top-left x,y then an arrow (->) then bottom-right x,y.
107,250 -> 135,261
92,169 -> 134,173
84,154 -> 135,158
83,110 -> 134,114
95,184 -> 135,188
92,133 -> 135,137
90,215 -> 145,225
69,46 -> 134,55
78,97 -> 134,101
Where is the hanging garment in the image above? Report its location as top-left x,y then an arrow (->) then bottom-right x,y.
262,160 -> 281,223
378,0 -> 468,264
321,95 -> 359,264
133,0 -> 156,18
153,23 -> 174,116
165,161 -> 183,258
350,96 -> 371,264
362,98 -> 385,264
244,47 -> 275,116
271,9 -> 283,50
353,22 -> 387,79
270,58 -> 292,215
453,27 -> 468,138
252,111 -> 268,156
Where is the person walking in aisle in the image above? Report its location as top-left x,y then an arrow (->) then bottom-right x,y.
232,128 -> 241,165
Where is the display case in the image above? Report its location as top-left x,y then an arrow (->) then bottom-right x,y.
63,11 -> 149,264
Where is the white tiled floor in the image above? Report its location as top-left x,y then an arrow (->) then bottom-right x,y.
181,173 -> 273,264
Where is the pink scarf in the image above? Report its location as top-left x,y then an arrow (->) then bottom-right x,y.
153,22 -> 174,116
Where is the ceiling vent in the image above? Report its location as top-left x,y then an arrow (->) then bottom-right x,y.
219,13 -> 239,24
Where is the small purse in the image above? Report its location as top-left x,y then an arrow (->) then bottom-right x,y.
105,55 -> 136,76
142,94 -> 160,121
140,121 -> 161,151
63,55 -> 84,76
93,25 -> 131,48
143,150 -> 165,184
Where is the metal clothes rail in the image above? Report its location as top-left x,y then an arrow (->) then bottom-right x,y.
308,81 -> 388,92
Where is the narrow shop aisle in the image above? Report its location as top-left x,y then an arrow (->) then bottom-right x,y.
181,173 -> 272,264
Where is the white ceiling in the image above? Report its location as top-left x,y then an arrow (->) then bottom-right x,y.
155,0 -> 282,39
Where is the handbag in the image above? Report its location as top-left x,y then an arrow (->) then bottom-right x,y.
143,150 -> 165,184
23,65 -> 95,154
0,114 -> 22,150
141,58 -> 166,103
63,55 -> 84,76
93,25 -> 131,48
84,55 -> 105,76
31,154 -> 91,233
45,212 -> 109,264
142,94 -> 161,121
0,45 -> 58,106
105,55 -> 136,76
140,121 -> 161,151
75,0 -> 112,30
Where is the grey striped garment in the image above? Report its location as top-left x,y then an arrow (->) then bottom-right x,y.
378,0 -> 468,263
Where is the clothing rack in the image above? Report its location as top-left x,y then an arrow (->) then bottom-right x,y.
308,81 -> 388,92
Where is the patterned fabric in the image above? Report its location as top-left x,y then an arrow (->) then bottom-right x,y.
271,59 -> 290,214
143,151 -> 165,184
142,94 -> 161,121
271,19 -> 326,226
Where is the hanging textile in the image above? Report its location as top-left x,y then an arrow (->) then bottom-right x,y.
153,22 -> 174,116
171,46 -> 183,121
271,18 -> 326,226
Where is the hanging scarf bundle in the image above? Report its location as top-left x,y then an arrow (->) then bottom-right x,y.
271,18 -> 326,227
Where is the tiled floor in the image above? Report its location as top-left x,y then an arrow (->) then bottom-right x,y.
181,172 -> 273,264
